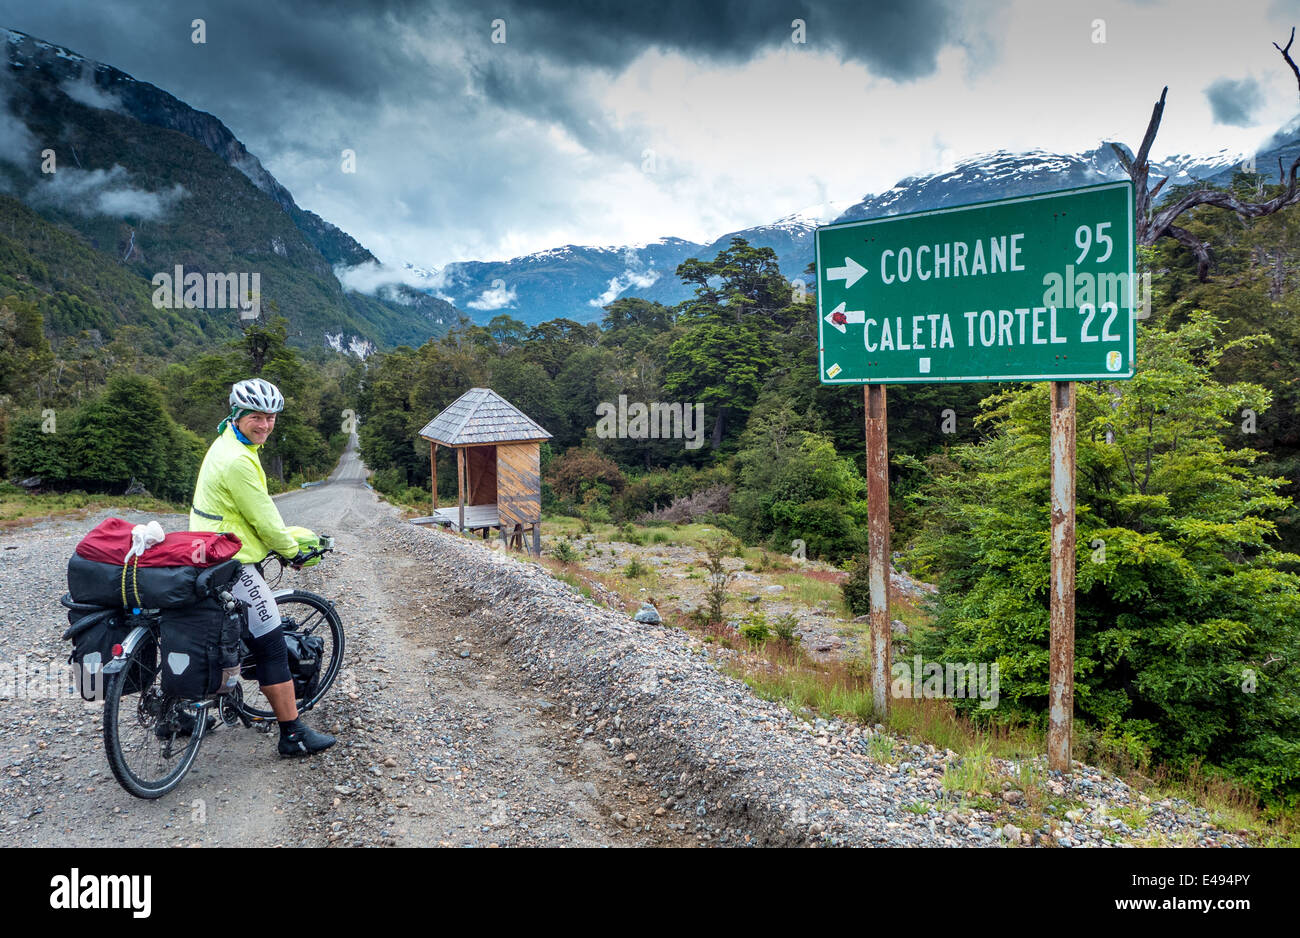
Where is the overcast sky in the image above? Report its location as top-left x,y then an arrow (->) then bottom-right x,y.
4,0 -> 1300,271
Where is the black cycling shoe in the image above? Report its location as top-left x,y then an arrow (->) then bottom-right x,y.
278,721 -> 336,757
155,711 -> 216,739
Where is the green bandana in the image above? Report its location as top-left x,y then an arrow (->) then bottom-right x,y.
217,405 -> 252,436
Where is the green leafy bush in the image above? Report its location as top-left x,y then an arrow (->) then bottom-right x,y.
7,374 -> 203,502
739,611 -> 771,643
841,555 -> 872,617
772,612 -> 801,646
905,312 -> 1300,802
731,422 -> 870,563
551,448 -> 626,505
700,533 -> 737,625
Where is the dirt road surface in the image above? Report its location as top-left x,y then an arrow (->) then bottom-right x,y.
0,439 -> 688,847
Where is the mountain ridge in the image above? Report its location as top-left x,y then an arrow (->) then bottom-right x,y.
1,26 -> 458,354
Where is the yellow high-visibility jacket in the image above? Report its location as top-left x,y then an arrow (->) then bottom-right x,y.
189,424 -> 299,563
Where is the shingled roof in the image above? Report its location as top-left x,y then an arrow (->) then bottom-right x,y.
417,387 -> 552,446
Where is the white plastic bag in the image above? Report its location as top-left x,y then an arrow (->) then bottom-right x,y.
125,521 -> 166,562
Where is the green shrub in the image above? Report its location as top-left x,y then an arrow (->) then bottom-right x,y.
623,557 -> 647,578
841,555 -> 872,617
772,613 -> 801,646
370,466 -> 407,496
731,427 -> 871,563
552,448 -> 626,502
7,374 -> 203,501
739,611 -> 771,644
614,464 -> 734,520
701,533 -> 737,625
906,311 -> 1300,802
553,539 -> 579,564
579,487 -> 612,524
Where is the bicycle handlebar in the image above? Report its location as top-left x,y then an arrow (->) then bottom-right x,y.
279,533 -> 335,569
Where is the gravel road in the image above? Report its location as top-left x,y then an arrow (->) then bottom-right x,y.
0,439 -> 1248,847
0,440 -> 689,847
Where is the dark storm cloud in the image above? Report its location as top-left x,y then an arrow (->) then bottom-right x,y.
0,0 -> 960,137
0,0 -> 449,131
483,0 -> 958,80
1205,76 -> 1264,127
0,0 -> 971,267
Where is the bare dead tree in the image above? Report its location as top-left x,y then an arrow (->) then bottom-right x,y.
1274,27 -> 1300,94
1111,31 -> 1300,280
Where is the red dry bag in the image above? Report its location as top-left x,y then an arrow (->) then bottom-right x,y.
75,518 -> 241,567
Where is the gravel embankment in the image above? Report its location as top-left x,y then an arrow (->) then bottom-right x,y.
390,518 -> 1250,848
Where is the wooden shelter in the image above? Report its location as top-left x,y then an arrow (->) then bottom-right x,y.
412,387 -> 551,553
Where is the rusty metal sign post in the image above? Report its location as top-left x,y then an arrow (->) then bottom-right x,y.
1048,381 -> 1077,771
865,385 -> 891,717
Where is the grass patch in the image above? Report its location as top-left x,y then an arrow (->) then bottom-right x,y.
552,569 -> 593,601
886,695 -> 1041,761
867,733 -> 898,765
1144,759 -> 1300,847
1107,803 -> 1151,829
544,515 -> 735,552
941,741 -> 996,797
0,491 -> 185,529
729,659 -> 878,725
768,571 -> 845,607
889,592 -> 933,632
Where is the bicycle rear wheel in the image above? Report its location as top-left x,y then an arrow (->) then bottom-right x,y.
237,590 -> 344,720
103,632 -> 207,799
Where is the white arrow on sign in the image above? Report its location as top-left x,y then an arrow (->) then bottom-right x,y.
824,301 -> 865,334
827,256 -> 867,289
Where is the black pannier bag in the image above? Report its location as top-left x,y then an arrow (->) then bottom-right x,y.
67,555 -> 242,610
242,630 -> 324,699
159,598 -> 242,699
61,602 -> 154,700
63,607 -> 126,701
285,630 -> 324,702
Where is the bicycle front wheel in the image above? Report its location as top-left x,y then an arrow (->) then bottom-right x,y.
237,590 -> 344,720
103,632 -> 207,799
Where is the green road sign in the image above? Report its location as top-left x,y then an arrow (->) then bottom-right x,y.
816,180 -> 1136,384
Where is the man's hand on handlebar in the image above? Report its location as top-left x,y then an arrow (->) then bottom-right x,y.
278,538 -> 333,570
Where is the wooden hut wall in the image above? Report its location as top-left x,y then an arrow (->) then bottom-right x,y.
497,442 -> 541,527
466,445 -> 498,506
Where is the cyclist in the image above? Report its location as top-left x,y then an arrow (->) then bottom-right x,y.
189,378 -> 336,757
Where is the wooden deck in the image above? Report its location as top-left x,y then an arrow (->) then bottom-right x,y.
410,505 -> 500,532
410,502 -> 542,554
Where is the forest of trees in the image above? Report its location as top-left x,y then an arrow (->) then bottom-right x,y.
2,308 -> 356,500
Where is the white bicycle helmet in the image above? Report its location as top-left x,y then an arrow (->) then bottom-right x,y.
229,378 -> 284,413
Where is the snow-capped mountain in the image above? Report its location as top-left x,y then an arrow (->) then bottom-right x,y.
408,139 -> 1275,326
